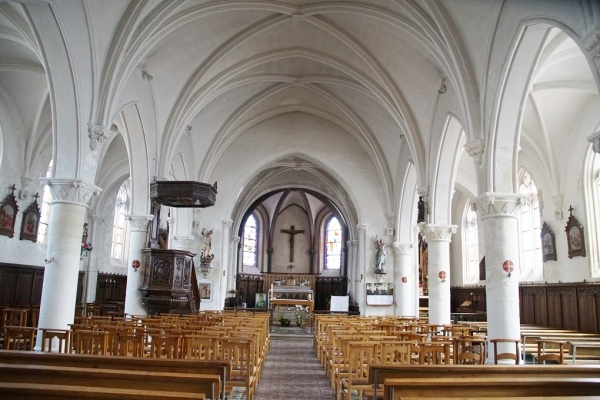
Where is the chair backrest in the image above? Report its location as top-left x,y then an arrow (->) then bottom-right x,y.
491,338 -> 521,364
147,334 -> 181,358
379,341 -> 412,365
454,337 -> 486,365
536,339 -> 566,365
4,326 -> 35,350
417,341 -> 451,364
72,330 -> 109,355
40,328 -> 71,353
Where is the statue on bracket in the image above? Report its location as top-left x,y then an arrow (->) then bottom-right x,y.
375,238 -> 387,273
201,228 -> 215,265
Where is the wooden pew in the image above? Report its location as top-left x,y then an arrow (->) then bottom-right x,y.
368,364 -> 600,400
384,376 -> 600,399
0,350 -> 228,400
0,382 -> 205,399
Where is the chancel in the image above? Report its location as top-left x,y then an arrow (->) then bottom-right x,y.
1,1 -> 600,399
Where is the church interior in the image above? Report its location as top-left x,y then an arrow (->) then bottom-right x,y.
1,0 -> 600,398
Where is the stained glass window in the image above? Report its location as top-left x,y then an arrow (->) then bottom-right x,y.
325,216 -> 342,270
464,202 -> 480,280
519,169 -> 542,279
111,179 -> 129,259
242,214 -> 257,269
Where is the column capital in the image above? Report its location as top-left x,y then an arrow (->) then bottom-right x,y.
419,223 -> 456,242
125,214 -> 153,231
417,185 -> 429,197
87,124 -> 112,152
346,239 -> 359,247
221,218 -> 233,228
552,194 -> 564,220
588,131 -> 600,154
357,223 -> 369,231
584,31 -> 600,71
40,178 -> 102,207
392,242 -> 413,255
464,139 -> 486,166
230,235 -> 240,243
475,192 -> 525,220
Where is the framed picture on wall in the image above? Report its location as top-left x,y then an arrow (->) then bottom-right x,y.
565,206 -> 586,259
20,193 -> 41,242
541,222 -> 557,262
199,281 -> 212,302
0,185 -> 19,238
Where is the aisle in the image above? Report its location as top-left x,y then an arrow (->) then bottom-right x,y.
235,334 -> 335,400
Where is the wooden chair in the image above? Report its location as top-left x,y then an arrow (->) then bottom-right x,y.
416,341 -> 451,364
2,308 -> 28,328
491,338 -> 521,364
220,337 -> 257,400
183,335 -> 218,360
536,339 -> 566,364
72,330 -> 109,355
111,332 -> 145,357
147,334 -> 181,359
3,326 -> 36,350
338,341 -> 379,400
40,328 -> 71,353
454,336 -> 486,365
379,341 -> 412,366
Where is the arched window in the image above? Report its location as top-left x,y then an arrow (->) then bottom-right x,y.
111,179 -> 129,259
464,201 -> 480,282
519,169 -> 543,280
37,160 -> 53,244
584,146 -> 600,277
325,216 -> 342,270
242,214 -> 258,269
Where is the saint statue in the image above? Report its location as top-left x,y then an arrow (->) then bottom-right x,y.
201,228 -> 214,259
375,239 -> 387,272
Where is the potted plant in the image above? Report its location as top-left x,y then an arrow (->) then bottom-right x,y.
279,316 -> 291,327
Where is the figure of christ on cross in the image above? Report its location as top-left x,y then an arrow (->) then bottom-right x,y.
280,225 -> 305,262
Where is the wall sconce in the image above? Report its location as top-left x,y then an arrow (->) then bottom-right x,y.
503,260 -> 514,278
438,271 -> 447,283
132,260 -> 141,272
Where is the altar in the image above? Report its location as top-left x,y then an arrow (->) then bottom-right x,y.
269,285 -> 314,325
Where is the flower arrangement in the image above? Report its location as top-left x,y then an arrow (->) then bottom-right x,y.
279,315 -> 291,327
291,305 -> 309,326
81,242 -> 94,252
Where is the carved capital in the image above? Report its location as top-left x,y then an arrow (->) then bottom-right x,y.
416,185 -> 429,197
87,124 -> 111,151
290,12 -> 304,22
584,31 -> 600,68
221,218 -> 233,228
346,239 -> 359,248
125,214 -> 154,231
588,131 -> 600,154
40,178 -> 102,207
464,139 -> 486,166
419,224 -> 456,242
230,235 -> 240,243
475,192 -> 525,220
356,223 -> 369,231
392,242 -> 413,255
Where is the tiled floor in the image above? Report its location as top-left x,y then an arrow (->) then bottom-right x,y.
250,333 -> 335,400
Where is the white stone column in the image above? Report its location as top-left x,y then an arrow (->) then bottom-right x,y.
219,219 -> 233,308
346,240 -> 358,303
123,214 -> 153,316
420,224 -> 456,325
476,193 -> 524,363
356,223 -> 368,314
35,179 -> 101,350
84,213 -> 106,303
393,242 -> 416,317
229,235 -> 240,292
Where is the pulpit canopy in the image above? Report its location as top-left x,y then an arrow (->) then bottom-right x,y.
150,180 -> 217,208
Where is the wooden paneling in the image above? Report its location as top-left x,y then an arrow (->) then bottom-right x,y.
236,274 -> 264,308
452,282 -> 600,334
314,277 -> 347,311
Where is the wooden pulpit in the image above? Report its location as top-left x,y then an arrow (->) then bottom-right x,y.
138,249 -> 200,315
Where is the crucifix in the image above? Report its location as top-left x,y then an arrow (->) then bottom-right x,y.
280,225 -> 305,262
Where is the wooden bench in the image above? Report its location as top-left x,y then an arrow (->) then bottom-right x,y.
384,376 -> 600,399
0,382 -> 205,399
368,364 -> 600,400
0,350 -> 228,400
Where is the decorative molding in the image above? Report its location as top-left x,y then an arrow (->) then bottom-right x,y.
464,139 -> 486,166
290,12 -> 304,22
437,77 -> 447,94
474,192 -> 525,220
87,124 -> 111,151
346,239 -> 359,248
386,213 -> 395,225
552,194 -> 564,220
19,177 -> 33,200
40,179 -> 102,207
356,223 -> 369,231
230,235 -> 240,243
419,224 -> 456,242
392,242 -> 413,255
125,214 -> 153,231
221,218 -> 233,228
416,185 -> 429,197
584,31 -> 600,70
173,235 -> 195,242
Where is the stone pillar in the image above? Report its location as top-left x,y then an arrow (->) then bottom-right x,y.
356,223 -> 368,314
393,242 -> 416,317
420,224 -> 456,325
220,219 -> 233,308
476,193 -> 524,363
84,213 -> 106,303
35,179 -> 100,350
347,240 -> 358,303
228,235 -> 240,292
123,214 -> 153,316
